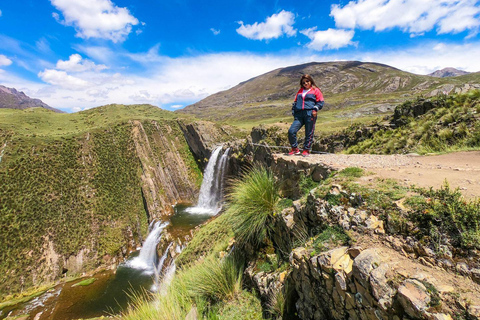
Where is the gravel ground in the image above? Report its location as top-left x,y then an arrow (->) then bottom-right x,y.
275,151 -> 480,199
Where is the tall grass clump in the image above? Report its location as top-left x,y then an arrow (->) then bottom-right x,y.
119,256 -> 245,320
225,165 -> 280,247
184,256 -> 243,302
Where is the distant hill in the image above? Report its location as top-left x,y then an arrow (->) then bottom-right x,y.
0,84 -> 63,113
178,61 -> 480,124
428,67 -> 470,78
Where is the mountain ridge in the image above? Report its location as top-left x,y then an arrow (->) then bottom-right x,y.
178,61 -> 480,124
428,67 -> 470,78
0,84 -> 63,113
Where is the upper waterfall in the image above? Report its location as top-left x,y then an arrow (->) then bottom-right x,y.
187,146 -> 230,215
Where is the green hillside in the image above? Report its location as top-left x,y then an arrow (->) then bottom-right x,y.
0,104 -> 201,295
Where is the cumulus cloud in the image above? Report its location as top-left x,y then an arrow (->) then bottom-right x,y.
38,69 -> 91,89
0,54 -> 12,67
50,0 -> 139,42
236,10 -> 297,40
301,28 -> 355,50
56,54 -> 107,72
210,28 -> 221,35
331,0 -> 480,35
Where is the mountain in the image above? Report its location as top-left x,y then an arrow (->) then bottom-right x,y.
0,84 -> 63,113
178,61 -> 480,124
428,67 -> 470,78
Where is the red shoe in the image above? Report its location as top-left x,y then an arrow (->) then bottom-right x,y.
302,149 -> 310,157
288,147 -> 300,155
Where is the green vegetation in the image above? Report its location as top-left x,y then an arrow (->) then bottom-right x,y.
225,165 -> 280,248
407,183 -> 480,250
72,278 -> 96,287
312,226 -> 352,254
345,91 -> 480,154
176,213 -> 233,267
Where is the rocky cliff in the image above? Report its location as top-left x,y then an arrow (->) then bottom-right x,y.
240,151 -> 480,320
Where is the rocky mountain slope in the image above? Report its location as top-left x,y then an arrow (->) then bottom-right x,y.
429,67 -> 470,78
0,84 -> 63,112
178,61 -> 480,123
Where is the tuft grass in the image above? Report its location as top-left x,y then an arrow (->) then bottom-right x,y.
183,256 -> 243,303
225,165 -> 280,248
312,226 -> 352,254
344,91 -> 480,155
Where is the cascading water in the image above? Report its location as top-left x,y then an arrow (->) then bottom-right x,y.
126,221 -> 169,274
187,146 -> 230,215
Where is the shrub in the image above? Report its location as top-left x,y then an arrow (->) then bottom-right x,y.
225,165 -> 280,247
408,183 -> 480,250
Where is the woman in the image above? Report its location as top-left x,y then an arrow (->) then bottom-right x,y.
288,74 -> 324,156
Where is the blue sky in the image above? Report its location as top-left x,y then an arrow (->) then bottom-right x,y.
1,0 -> 480,113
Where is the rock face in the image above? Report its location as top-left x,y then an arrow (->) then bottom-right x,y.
244,155 -> 480,320
0,84 -> 62,112
131,120 -> 199,218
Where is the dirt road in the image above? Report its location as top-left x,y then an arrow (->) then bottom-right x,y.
276,151 -> 480,199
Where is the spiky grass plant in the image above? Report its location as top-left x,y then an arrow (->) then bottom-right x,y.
225,165 -> 280,248
184,256 -> 243,302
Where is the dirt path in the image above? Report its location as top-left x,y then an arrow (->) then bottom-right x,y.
275,151 -> 480,199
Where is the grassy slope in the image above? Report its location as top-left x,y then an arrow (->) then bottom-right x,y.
344,90 -> 480,154
0,104 -> 200,296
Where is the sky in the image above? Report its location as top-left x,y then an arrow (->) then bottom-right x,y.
1,0 -> 480,113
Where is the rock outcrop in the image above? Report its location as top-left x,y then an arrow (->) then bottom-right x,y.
131,120 -> 199,218
245,156 -> 480,320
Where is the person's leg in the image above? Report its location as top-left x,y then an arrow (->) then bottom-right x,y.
303,111 -> 317,150
288,116 -> 304,148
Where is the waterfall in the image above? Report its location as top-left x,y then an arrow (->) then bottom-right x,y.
186,146 -> 230,215
126,221 -> 169,274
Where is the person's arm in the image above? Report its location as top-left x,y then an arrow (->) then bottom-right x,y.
314,88 -> 324,111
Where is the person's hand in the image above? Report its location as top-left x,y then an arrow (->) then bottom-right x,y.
312,110 -> 317,117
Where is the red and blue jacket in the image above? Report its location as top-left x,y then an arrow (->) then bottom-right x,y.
292,87 -> 324,112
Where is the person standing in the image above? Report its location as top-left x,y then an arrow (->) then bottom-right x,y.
288,74 -> 324,156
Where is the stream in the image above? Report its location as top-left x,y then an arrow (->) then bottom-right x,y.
0,205 -> 213,320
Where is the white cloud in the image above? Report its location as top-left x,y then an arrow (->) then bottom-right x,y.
0,9 -> 2,17
5,38 -> 480,113
236,10 -> 297,40
50,0 -> 139,42
56,54 -> 107,72
210,28 -> 221,35
0,54 -> 12,67
331,0 -> 480,35
38,69 -> 91,89
301,28 -> 355,50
